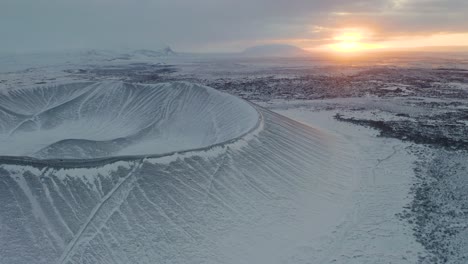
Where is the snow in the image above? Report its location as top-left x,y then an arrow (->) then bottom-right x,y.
0,81 -> 259,159
1,52 -> 456,263
444,82 -> 468,91
0,94 -> 428,263
0,96 -> 358,263
268,104 -> 426,263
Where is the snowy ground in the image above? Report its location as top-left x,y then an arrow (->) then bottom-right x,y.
258,102 -> 426,263
1,51 -> 467,263
258,97 -> 468,263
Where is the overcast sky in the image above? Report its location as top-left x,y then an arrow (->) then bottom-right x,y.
1,0 -> 467,52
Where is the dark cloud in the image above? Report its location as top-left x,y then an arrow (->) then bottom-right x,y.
0,0 -> 466,52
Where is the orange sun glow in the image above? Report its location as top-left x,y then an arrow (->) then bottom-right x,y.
328,30 -> 383,53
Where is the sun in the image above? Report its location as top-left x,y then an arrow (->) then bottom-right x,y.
331,41 -> 362,52
335,32 -> 362,42
330,32 -> 364,52
328,30 -> 383,53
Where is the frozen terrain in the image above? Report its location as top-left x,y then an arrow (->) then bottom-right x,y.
0,82 -> 257,159
1,81 -> 361,264
266,106 -> 425,263
1,51 -> 467,263
259,97 -> 468,263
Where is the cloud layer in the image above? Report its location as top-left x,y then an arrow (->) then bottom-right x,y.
1,0 -> 467,52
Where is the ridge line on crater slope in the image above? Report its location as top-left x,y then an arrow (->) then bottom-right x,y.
0,100 -> 264,169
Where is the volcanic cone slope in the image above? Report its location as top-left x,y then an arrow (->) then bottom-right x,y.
0,81 -> 258,159
0,82 -> 356,264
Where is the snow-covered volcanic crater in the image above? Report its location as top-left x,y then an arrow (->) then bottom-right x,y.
0,82 -> 356,264
0,82 -> 259,160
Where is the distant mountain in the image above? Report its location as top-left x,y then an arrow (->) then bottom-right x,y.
133,46 -> 177,57
79,49 -> 117,59
241,44 -> 309,57
161,46 -> 177,55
